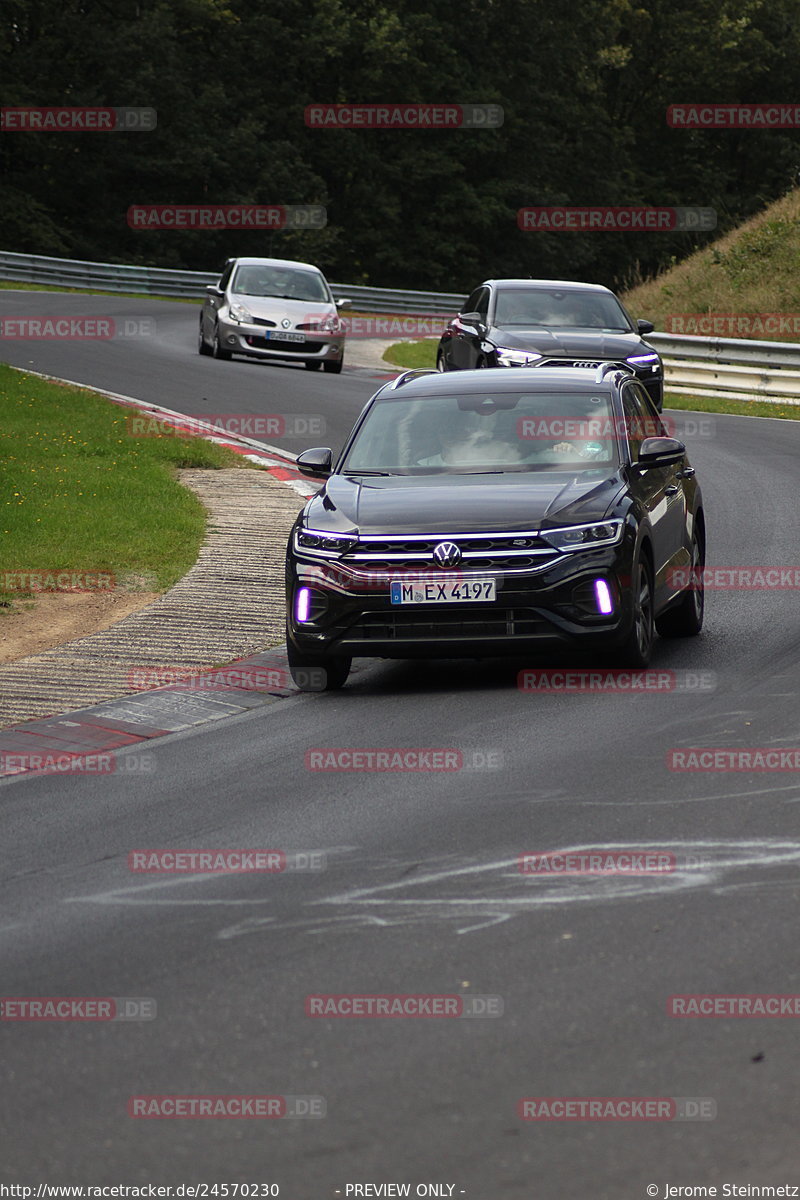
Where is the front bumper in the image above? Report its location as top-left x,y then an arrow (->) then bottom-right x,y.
286,544 -> 636,660
218,318 -> 345,362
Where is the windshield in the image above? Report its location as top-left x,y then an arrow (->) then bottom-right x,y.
231,265 -> 331,302
493,289 -> 632,331
341,390 -> 622,476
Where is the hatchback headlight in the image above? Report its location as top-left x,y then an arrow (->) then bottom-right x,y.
540,519 -> 624,551
307,314 -> 342,333
495,347 -> 543,367
229,302 -> 254,324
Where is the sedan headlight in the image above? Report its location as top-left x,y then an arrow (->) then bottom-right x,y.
228,302 -> 254,324
295,528 -> 358,556
495,347 -> 544,367
627,353 -> 660,371
540,519 -> 624,552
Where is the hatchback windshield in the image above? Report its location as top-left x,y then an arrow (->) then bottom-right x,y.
341,390 -> 622,475
231,265 -> 330,302
493,289 -> 631,331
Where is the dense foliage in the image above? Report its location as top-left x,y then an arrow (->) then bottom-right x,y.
2,0 -> 800,291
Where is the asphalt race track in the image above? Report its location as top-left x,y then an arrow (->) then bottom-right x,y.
2,293 -> 800,1197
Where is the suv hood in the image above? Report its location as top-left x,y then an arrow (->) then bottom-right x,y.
304,471 -> 624,536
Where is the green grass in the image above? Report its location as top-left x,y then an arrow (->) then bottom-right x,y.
664,392 -> 800,419
0,363 -> 245,609
623,187 -> 800,334
383,339 -> 437,368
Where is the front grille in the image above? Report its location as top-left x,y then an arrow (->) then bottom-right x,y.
341,531 -> 558,575
251,317 -> 277,327
244,336 -> 324,352
347,609 -> 549,640
537,358 -> 606,369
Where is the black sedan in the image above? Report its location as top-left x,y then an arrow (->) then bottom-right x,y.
285,365 -> 704,690
437,278 -> 663,410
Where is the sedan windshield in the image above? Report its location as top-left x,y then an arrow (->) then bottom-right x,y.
231,266 -> 330,302
341,390 -> 622,475
493,289 -> 631,331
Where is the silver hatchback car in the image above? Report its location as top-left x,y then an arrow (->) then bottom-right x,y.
199,256 -> 350,373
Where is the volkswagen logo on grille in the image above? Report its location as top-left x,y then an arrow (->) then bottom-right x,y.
281,318 -> 292,329
433,541 -> 462,568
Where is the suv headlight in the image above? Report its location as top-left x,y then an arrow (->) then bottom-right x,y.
495,347 -> 543,367
228,302 -> 254,324
540,519 -> 624,552
295,528 -> 358,556
627,353 -> 660,371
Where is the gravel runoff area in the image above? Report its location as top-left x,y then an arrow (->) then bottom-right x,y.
0,468 -> 304,729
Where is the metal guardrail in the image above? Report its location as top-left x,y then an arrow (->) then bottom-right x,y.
2,250 -> 800,399
0,250 -> 465,312
647,333 -> 800,403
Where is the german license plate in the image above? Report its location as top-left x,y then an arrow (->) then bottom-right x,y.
390,577 -> 496,604
266,330 -> 305,342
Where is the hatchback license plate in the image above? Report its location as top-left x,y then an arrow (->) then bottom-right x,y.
266,331 -> 305,342
390,578 -> 496,604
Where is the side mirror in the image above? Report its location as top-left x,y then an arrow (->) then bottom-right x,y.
459,311 -> 484,325
336,298 -> 353,310
637,318 -> 655,334
296,447 -> 333,478
205,284 -> 222,296
637,436 -> 685,468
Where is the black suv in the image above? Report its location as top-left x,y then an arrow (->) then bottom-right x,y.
285,366 -> 704,690
437,279 -> 663,410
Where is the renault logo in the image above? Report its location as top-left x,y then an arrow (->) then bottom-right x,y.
281,318 -> 292,329
433,541 -> 462,568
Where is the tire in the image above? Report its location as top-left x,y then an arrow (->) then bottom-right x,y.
436,351 -> 447,372
212,325 -> 232,361
287,641 -> 351,691
198,322 -> 212,356
323,358 -> 343,374
616,557 -> 654,668
656,531 -> 705,637
304,361 -> 322,371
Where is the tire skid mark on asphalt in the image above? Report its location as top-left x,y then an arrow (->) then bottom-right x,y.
206,839 -> 800,938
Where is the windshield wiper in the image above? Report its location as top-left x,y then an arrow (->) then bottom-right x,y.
344,470 -> 395,476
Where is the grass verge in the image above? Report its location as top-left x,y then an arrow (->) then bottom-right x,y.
383,339 -> 437,369
0,363 -> 246,611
